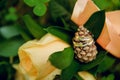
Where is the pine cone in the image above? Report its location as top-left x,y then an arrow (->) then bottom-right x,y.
73,26 -> 98,63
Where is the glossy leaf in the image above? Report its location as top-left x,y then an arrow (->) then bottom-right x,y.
74,74 -> 83,80
19,29 -> 32,41
45,26 -> 74,44
97,55 -> 115,73
106,74 -> 115,80
78,51 -> 107,71
39,0 -> 50,3
33,3 -> 47,16
0,61 -> 8,66
93,0 -> 120,11
24,0 -> 37,7
61,51 -> 107,80
101,74 -> 115,80
61,60 -> 80,80
93,0 -> 113,10
9,7 -> 16,13
5,14 -> 18,21
4,7 -> 18,21
112,0 -> 120,8
0,26 -> 20,39
23,15 -> 47,39
49,0 -> 71,20
55,0 -> 77,13
49,47 -> 74,69
0,38 -> 24,57
84,10 -> 105,40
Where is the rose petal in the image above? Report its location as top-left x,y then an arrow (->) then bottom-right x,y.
18,33 -> 69,79
78,71 -> 96,80
71,0 -> 99,26
71,0 -> 120,58
97,11 -> 120,58
106,11 -> 120,58
97,23 -> 110,48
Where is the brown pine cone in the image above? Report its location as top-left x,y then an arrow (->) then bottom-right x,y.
73,26 -> 98,63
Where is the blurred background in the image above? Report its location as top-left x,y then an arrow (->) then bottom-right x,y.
0,0 -> 120,80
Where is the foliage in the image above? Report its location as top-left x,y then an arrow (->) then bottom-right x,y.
61,51 -> 107,80
93,0 -> 120,11
45,26 -> 74,44
0,37 -> 24,57
23,15 -> 47,39
84,10 -> 105,40
97,55 -> 116,73
101,74 -> 115,80
5,7 -> 18,21
24,0 -> 49,16
49,47 -> 74,69
0,0 -> 120,80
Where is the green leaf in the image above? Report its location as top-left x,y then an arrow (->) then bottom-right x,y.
23,15 -> 47,39
101,77 -> 106,80
9,7 -> 16,13
101,74 -> 115,80
74,74 -> 83,80
19,29 -> 32,41
33,3 -> 47,16
93,0 -> 120,11
112,0 -> 120,8
0,26 -> 20,39
61,18 -> 77,31
106,74 -> 115,80
4,7 -> 18,21
49,47 -> 74,69
53,0 -> 77,13
61,51 -> 107,80
97,55 -> 115,73
78,51 -> 107,71
61,60 -> 80,80
45,26 -> 74,44
39,0 -> 50,3
24,0 -> 37,7
49,0 -> 71,20
93,0 -> 113,10
0,61 -> 8,66
88,66 -> 98,77
0,38 -> 24,57
84,10 -> 105,40
5,14 -> 18,21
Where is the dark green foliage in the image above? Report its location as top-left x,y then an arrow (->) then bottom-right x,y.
97,55 -> 116,73
45,26 -> 74,44
23,15 -> 47,39
49,47 -> 74,69
0,37 -> 24,57
49,0 -> 71,21
0,0 -> 120,80
84,10 -> 105,40
93,0 -> 120,11
24,0 -> 49,16
101,74 -> 115,80
0,25 -> 20,39
61,51 -> 107,80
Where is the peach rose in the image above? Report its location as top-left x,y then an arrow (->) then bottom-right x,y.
18,33 -> 69,80
71,0 -> 120,58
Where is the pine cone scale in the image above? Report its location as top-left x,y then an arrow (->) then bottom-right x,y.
73,26 -> 98,63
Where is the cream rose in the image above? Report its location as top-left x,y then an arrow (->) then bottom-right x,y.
17,33 -> 97,80
18,33 -> 69,80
